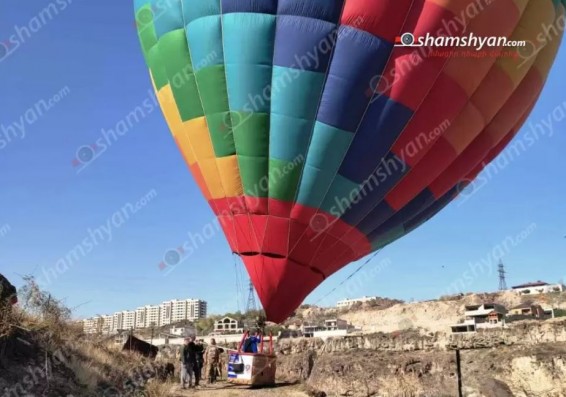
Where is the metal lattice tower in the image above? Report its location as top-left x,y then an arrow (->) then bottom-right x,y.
498,260 -> 508,291
246,279 -> 257,313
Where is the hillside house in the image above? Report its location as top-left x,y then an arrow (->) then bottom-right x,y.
213,317 -> 243,334
451,303 -> 507,333
511,281 -> 565,295
508,303 -> 554,320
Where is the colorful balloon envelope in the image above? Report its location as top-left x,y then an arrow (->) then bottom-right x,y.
134,0 -> 564,323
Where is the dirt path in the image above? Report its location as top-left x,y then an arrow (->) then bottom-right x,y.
167,381 -> 309,397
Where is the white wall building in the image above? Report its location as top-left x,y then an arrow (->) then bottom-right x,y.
213,317 -> 243,334
135,306 -> 148,329
160,300 -> 173,326
112,312 -> 124,332
512,281 -> 565,295
336,296 -> 378,308
123,310 -> 136,330
147,305 -> 161,327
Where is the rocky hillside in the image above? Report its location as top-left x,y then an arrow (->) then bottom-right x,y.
277,319 -> 566,397
292,290 -> 566,334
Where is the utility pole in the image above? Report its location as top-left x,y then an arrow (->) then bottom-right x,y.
498,260 -> 508,291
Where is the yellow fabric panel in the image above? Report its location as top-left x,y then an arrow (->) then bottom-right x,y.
511,0 -> 530,15
444,102 -> 487,154
199,158 -> 227,199
497,1 -> 555,86
216,155 -> 245,197
184,116 -> 216,161
443,0 -> 524,96
155,83 -> 197,166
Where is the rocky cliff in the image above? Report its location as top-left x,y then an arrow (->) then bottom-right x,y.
276,320 -> 566,397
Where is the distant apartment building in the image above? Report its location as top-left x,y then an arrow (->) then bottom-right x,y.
147,305 -> 161,327
511,281 -> 565,295
336,296 -> 378,308
123,310 -> 136,330
160,301 -> 173,326
82,298 -> 207,334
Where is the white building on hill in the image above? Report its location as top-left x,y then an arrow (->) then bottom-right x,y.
336,296 -> 378,308
511,281 -> 565,295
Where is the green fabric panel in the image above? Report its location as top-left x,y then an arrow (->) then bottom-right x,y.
158,29 -> 204,120
206,112 -> 236,157
268,158 -> 304,202
146,45 -> 169,90
136,5 -> 158,62
238,156 -> 269,197
233,113 -> 269,157
371,224 -> 405,251
194,66 -> 230,114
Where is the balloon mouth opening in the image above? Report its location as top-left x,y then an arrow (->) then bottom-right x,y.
237,251 -> 286,259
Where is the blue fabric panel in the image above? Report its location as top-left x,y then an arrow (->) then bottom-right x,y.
223,13 -> 276,112
370,224 -> 405,251
404,188 -> 457,232
340,153 -> 409,225
186,16 -> 224,70
151,0 -> 184,38
297,122 -> 353,207
226,64 -> 273,112
364,190 -> 435,238
271,67 -> 325,119
221,0 -> 278,14
270,114 -> 313,161
339,95 -> 413,183
269,67 -> 324,161
320,174 -> 359,217
278,0 -> 344,22
316,26 -> 392,132
223,13 -> 276,64
182,0 -> 220,24
273,16 -> 337,73
134,0 -> 151,12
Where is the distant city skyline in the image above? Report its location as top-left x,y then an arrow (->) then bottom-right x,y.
82,297 -> 207,334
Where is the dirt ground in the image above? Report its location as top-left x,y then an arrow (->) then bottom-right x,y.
168,381 -> 310,397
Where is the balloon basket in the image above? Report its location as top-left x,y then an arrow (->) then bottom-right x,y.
227,351 -> 277,386
227,330 -> 276,387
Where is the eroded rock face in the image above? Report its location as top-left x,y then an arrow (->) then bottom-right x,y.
276,322 -> 566,397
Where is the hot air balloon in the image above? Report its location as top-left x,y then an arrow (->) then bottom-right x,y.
134,0 -> 564,324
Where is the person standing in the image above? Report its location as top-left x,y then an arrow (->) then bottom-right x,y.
203,338 -> 220,384
194,339 -> 205,386
179,337 -> 197,389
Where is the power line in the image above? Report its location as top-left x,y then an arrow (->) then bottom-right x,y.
315,249 -> 382,305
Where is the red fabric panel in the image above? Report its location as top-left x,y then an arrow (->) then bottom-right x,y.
262,216 -> 290,257
429,70 -> 543,198
242,255 -> 324,323
268,198 -> 293,217
383,2 -> 462,109
341,0 -> 415,41
386,137 -> 457,210
392,73 -> 469,167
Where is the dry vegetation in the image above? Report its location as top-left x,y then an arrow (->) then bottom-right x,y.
0,277 -> 177,397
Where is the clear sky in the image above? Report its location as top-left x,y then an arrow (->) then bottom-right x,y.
1,2 -> 565,319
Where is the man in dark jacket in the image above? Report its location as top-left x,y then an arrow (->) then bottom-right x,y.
179,337 -> 197,388
195,339 -> 205,385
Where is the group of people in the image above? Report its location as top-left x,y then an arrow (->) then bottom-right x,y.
179,337 -> 221,389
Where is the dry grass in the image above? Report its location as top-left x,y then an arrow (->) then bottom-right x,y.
1,277 -> 175,396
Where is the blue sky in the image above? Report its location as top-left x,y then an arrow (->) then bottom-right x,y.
1,1 -> 565,319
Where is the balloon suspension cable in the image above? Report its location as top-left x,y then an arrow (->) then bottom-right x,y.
314,249 -> 382,306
